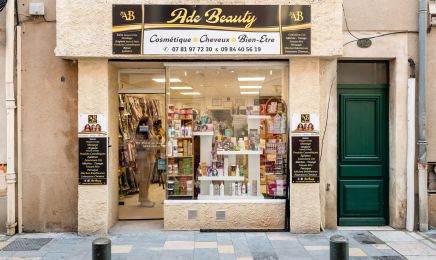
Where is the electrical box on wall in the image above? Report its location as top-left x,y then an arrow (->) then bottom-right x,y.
29,3 -> 44,16
428,162 -> 436,192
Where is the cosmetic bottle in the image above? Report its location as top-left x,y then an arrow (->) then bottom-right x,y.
209,183 -> 214,196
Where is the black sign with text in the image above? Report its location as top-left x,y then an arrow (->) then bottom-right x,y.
112,4 -> 311,55
79,137 -> 107,185
112,5 -> 143,54
280,5 -> 311,55
292,136 -> 319,183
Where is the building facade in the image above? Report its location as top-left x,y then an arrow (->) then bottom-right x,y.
1,0 -> 436,235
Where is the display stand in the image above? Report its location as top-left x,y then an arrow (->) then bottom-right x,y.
196,115 -> 265,200
166,106 -> 195,199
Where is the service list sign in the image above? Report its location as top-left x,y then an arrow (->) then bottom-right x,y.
79,137 -> 108,185
291,113 -> 320,183
113,5 -> 311,55
291,136 -> 319,183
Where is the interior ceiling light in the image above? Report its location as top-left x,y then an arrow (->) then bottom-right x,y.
240,91 -> 260,95
169,86 -> 193,90
240,86 -> 262,89
152,78 -> 181,83
180,92 -> 201,95
238,77 -> 265,81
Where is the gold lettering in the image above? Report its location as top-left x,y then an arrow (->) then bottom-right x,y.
167,8 -> 201,24
289,11 -> 304,22
120,10 -> 135,21
205,8 -> 257,28
204,8 -> 222,24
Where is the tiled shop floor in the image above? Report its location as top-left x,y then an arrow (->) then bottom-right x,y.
0,229 -> 436,259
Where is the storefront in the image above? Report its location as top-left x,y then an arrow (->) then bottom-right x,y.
114,62 -> 290,230
57,1 -> 343,234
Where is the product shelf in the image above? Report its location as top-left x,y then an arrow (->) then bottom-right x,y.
217,150 -> 263,155
198,176 -> 244,181
197,194 -> 265,200
192,132 -> 214,136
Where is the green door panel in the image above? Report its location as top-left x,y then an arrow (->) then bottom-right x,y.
339,165 -> 383,177
340,180 -> 384,216
341,95 -> 381,161
338,84 -> 388,226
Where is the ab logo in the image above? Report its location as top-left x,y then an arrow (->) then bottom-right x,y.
301,114 -> 310,123
120,11 -> 135,21
289,11 -> 304,22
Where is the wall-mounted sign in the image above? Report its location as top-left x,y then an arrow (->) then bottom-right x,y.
79,137 -> 107,185
113,5 -> 311,55
291,136 -> 319,183
78,114 -> 108,135
291,113 -> 319,183
291,113 -> 319,136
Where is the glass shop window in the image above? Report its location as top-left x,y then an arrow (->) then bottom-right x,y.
165,65 -> 289,201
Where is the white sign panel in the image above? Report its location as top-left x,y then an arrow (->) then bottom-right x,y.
143,30 -> 280,55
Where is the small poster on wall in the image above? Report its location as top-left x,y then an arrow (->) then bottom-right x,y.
291,113 -> 319,136
78,137 -> 107,185
78,114 -> 108,136
291,113 -> 320,183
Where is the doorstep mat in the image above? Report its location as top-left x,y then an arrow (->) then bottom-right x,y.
2,238 -> 52,251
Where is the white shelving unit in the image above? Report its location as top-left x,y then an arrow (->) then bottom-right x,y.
198,194 -> 264,200
196,115 -> 263,199
198,176 -> 244,181
217,150 -> 262,155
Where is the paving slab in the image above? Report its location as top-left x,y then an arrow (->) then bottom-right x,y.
387,241 -> 436,256
371,231 -> 416,242
0,229 -> 435,259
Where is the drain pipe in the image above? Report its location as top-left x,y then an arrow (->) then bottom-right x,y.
406,59 -> 416,232
4,0 -> 17,235
417,0 -> 428,232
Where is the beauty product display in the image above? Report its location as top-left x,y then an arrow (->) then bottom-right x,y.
165,97 -> 288,200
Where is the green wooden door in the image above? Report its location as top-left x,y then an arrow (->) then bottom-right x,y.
338,84 -> 388,226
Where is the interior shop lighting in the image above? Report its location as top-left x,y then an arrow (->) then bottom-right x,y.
152,78 -> 181,83
240,85 -> 262,89
237,77 -> 265,81
180,92 -> 201,95
240,91 -> 260,95
169,86 -> 193,90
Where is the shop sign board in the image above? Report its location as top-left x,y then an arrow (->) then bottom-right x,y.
113,5 -> 310,55
291,113 -> 320,183
78,114 -> 108,185
79,137 -> 108,185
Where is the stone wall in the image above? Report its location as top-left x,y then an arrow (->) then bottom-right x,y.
20,22 -> 78,232
164,200 -> 285,230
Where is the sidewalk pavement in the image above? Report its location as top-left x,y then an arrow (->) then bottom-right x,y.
1,224 -> 436,260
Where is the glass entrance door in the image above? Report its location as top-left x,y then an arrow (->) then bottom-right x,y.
118,69 -> 167,220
